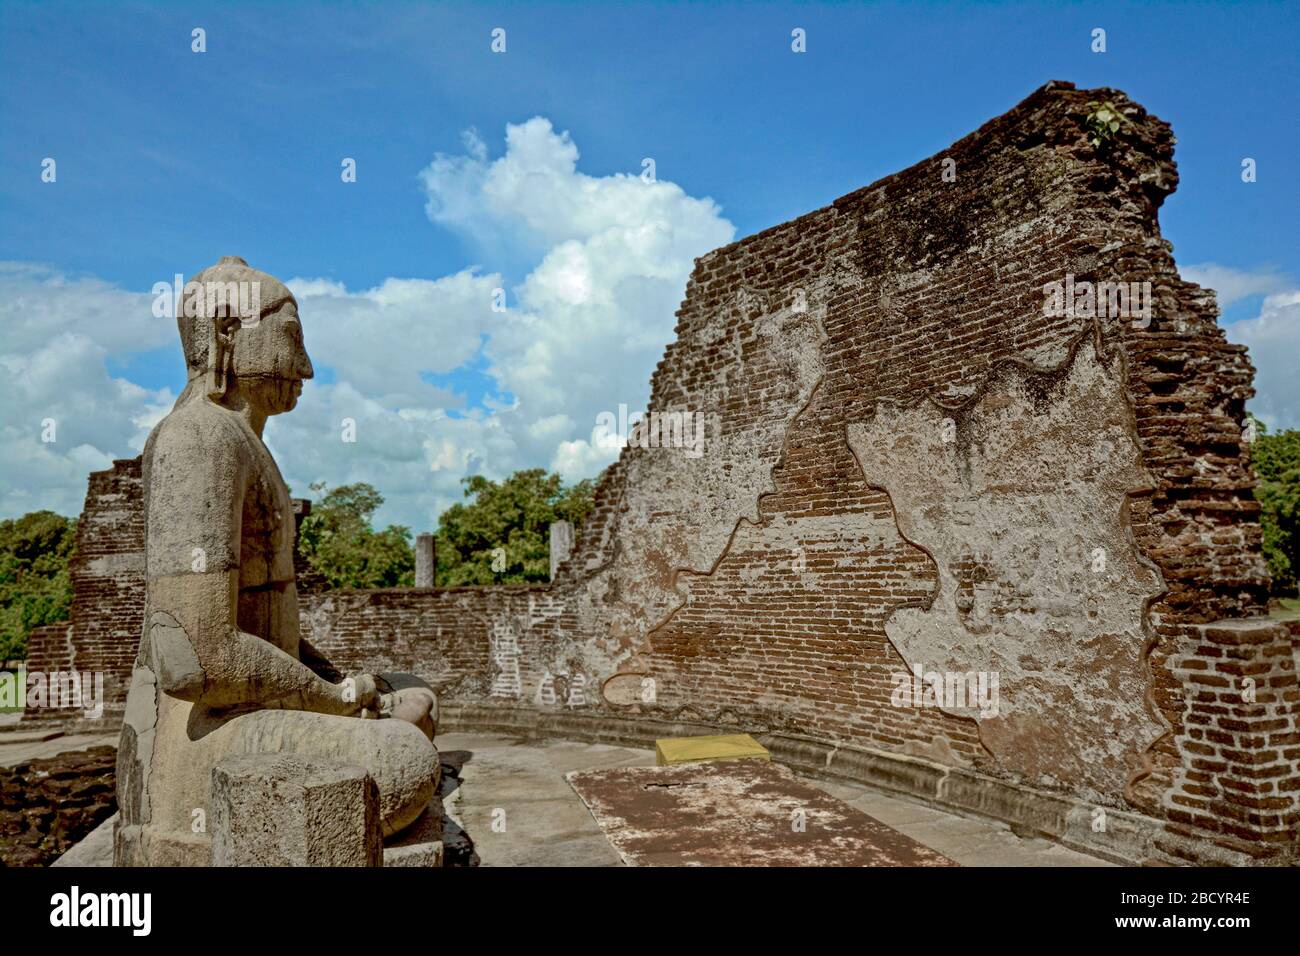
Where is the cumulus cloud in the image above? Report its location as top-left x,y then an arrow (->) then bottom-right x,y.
422,119 -> 729,261
419,117 -> 734,488
0,264 -> 175,516
1224,289 -> 1300,432
285,270 -> 502,408
1,118 -> 734,531
1182,262 -> 1287,309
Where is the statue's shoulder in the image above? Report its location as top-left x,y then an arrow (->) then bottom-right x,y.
143,399 -> 251,568
149,398 -> 243,443
145,398 -> 252,481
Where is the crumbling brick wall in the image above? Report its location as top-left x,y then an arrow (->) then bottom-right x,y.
305,82 -> 1293,858
21,458 -> 143,726
299,585 -> 571,703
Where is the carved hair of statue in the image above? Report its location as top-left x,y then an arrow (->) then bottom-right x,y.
176,256 -> 295,401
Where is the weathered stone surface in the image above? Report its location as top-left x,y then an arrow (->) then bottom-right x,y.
211,753 -> 381,867
51,812 -> 116,867
568,759 -> 954,866
414,533 -> 436,588
848,335 -> 1166,799
381,799 -> 444,867
548,521 -> 574,582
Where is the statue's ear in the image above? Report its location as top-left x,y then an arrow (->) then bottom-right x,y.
205,315 -> 243,400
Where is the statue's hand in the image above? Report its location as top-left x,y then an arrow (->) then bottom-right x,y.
341,673 -> 382,717
381,687 -> 438,741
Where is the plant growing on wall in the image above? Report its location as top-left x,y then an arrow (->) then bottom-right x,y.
1084,99 -> 1126,149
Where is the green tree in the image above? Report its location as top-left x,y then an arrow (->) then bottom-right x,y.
296,482 -> 415,589
1251,417 -> 1300,596
0,511 -> 76,660
436,469 -> 597,586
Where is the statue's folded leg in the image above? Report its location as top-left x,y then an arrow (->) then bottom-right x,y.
182,708 -> 440,838
123,692 -> 441,864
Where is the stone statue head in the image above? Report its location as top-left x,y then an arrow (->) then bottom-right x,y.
177,256 -> 313,415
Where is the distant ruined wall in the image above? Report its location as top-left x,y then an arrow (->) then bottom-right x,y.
52,83 -> 1297,862
23,458 -> 144,726
300,586 -> 568,702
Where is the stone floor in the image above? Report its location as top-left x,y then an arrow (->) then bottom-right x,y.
439,732 -> 1112,867
12,729 -> 1113,866
0,727 -> 119,768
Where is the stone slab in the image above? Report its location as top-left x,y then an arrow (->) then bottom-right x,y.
382,798 -> 444,867
52,814 -> 116,867
567,758 -> 955,867
654,733 -> 769,766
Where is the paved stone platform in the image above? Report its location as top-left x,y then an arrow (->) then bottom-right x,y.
43,731 -> 1116,866
440,732 -> 1113,867
0,729 -> 118,768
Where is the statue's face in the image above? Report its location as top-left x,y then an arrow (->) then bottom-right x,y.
230,290 -> 314,415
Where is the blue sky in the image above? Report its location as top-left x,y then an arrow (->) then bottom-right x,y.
1,0 -> 1297,528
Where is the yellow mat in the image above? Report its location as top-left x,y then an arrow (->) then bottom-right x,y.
654,733 -> 770,766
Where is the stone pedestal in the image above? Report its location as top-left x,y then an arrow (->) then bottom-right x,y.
381,799 -> 445,867
211,753 -> 382,866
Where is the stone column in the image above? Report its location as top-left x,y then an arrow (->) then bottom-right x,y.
549,521 -> 574,581
415,533 -> 436,588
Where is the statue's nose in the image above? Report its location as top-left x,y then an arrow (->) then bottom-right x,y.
298,352 -> 314,380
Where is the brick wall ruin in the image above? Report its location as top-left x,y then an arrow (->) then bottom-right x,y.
22,458 -> 144,726
40,82 -> 1298,863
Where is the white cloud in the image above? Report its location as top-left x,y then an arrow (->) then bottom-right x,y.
1,118 -> 734,531
0,262 -> 176,356
550,434 -> 620,478
420,117 -> 733,486
285,270 -> 502,408
1224,290 -> 1300,432
0,265 -> 175,517
1181,263 -> 1286,309
422,118 -> 727,258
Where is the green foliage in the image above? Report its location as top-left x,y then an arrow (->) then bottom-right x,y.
1085,99 -> 1126,149
1250,417 -> 1300,596
296,482 -> 415,589
436,468 -> 597,586
0,511 -> 75,660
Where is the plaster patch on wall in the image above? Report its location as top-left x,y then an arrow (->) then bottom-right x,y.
847,336 -> 1166,799
589,283 -> 832,692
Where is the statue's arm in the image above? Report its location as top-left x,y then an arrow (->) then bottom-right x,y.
148,573 -> 360,713
144,415 -> 363,715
